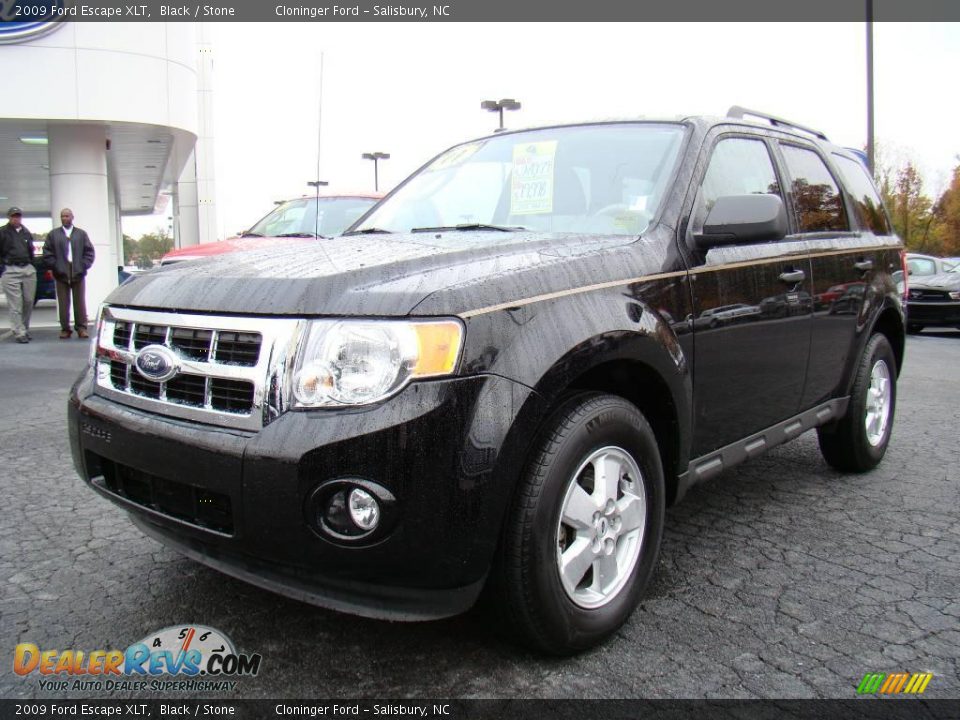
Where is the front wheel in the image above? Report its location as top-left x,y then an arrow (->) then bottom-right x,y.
818,333 -> 897,472
492,393 -> 665,654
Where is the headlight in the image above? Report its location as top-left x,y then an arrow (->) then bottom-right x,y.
949,291 -> 960,300
292,319 -> 463,408
88,304 -> 106,367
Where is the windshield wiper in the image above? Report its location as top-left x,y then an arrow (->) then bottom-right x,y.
274,232 -> 329,239
410,223 -> 526,233
342,227 -> 394,236
239,231 -> 263,237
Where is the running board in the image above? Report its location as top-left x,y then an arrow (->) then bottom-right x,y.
680,397 -> 850,488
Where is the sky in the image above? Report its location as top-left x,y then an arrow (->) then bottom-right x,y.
121,21 -> 960,242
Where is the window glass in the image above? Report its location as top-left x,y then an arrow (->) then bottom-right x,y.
701,137 -> 781,212
907,257 -> 937,276
833,154 -> 891,235
355,124 -> 686,237
247,197 -> 379,237
780,145 -> 848,233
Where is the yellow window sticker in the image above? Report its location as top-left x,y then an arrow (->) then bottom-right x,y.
510,141 -> 557,215
428,142 -> 484,172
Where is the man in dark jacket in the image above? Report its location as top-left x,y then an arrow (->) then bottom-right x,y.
0,207 -> 37,344
42,208 -> 96,339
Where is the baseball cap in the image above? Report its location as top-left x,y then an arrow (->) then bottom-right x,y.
7,207 -> 22,217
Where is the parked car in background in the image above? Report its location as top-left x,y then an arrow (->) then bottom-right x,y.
905,262 -> 960,333
905,252 -> 956,278
31,239 -> 55,304
160,193 -> 382,265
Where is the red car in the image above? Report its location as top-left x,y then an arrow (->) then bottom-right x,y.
161,193 -> 382,265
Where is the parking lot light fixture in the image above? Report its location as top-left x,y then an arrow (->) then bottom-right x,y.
481,98 -> 521,131
361,152 -> 390,192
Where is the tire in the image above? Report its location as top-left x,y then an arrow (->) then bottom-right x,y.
491,392 -> 665,654
906,323 -> 924,334
818,333 -> 897,472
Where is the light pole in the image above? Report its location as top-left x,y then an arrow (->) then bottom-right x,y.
866,0 -> 875,175
481,98 -> 521,131
361,152 -> 390,192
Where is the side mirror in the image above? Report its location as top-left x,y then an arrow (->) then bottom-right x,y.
694,194 -> 787,249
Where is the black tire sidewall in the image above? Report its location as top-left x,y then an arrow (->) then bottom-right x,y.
849,334 -> 897,466
523,396 -> 665,652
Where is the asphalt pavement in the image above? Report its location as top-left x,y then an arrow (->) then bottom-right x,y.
1,328 -> 958,699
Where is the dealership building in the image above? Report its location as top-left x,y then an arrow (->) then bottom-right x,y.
0,20 -> 216,311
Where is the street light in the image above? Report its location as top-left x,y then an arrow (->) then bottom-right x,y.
307,180 -> 329,190
361,152 -> 390,192
866,0 -> 875,175
481,98 -> 521,131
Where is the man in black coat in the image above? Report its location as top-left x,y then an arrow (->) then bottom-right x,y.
42,208 -> 96,339
0,207 -> 37,344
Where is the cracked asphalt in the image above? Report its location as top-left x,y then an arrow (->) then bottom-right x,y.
2,328 -> 958,700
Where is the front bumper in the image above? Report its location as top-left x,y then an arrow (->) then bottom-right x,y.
69,368 -> 537,620
907,300 -> 960,327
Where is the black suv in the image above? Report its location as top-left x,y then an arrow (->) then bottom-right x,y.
69,108 -> 904,653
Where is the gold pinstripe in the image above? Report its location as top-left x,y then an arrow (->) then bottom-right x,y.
457,245 -> 902,319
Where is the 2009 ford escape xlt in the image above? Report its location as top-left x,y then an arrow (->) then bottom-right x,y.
69,108 -> 905,653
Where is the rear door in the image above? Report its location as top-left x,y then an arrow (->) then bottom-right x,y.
685,132 -> 813,455
774,144 -> 892,408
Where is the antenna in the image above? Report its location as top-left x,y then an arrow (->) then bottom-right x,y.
314,51 -> 324,240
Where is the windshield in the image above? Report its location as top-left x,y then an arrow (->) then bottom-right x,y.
355,123 -> 685,237
247,196 -> 378,237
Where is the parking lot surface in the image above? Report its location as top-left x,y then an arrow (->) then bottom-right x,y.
2,328 -> 958,699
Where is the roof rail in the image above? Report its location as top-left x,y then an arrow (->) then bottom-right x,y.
727,106 -> 829,141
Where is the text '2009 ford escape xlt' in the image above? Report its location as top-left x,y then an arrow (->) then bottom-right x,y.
69,108 -> 905,653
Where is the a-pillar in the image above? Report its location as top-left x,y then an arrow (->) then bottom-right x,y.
48,124 -> 115,316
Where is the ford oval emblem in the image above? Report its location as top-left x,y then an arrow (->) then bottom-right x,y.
134,345 -> 179,383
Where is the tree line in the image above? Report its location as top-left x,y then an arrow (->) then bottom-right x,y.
122,228 -> 173,268
877,151 -> 960,257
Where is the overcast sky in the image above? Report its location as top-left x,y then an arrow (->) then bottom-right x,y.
121,21 -> 960,242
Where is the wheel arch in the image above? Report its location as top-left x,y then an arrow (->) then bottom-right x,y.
870,304 -> 905,377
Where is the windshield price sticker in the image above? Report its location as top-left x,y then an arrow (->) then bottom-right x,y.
510,141 -> 557,215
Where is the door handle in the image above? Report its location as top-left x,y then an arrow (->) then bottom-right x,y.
779,269 -> 806,284
854,259 -> 874,271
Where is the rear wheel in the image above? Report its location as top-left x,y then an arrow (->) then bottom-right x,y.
818,333 -> 897,472
492,393 -> 665,654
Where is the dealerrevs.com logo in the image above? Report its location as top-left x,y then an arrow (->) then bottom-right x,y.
14,625 -> 262,692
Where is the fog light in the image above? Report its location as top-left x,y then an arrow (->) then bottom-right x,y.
306,479 -> 396,544
348,488 -> 380,531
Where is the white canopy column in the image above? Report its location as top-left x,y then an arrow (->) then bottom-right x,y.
48,123 -> 115,313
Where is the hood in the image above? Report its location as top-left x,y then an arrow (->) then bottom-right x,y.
107,231 -> 647,317
161,235 -> 315,263
909,272 -> 960,291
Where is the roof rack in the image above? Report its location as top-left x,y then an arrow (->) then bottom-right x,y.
727,106 -> 829,141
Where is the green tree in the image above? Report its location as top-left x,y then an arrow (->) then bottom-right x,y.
137,228 -> 174,261
122,234 -> 139,265
931,162 -> 960,257
873,149 -> 937,252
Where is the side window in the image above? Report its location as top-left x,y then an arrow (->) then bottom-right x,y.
780,144 -> 849,233
833,154 -> 891,235
701,137 -> 781,212
907,257 -> 936,276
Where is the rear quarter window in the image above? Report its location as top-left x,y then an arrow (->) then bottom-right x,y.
833,154 -> 891,235
780,144 -> 848,233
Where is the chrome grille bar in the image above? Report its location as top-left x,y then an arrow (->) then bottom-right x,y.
94,306 -> 306,432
